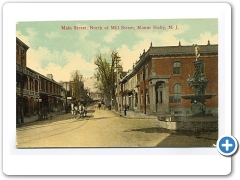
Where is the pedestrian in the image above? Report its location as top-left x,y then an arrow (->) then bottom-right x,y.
74,104 -> 78,119
79,103 -> 84,118
71,102 -> 75,116
43,105 -> 48,120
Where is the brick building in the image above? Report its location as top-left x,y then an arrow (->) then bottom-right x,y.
120,41 -> 218,116
16,37 -> 65,124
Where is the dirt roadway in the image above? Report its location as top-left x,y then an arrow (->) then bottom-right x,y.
16,106 -> 218,148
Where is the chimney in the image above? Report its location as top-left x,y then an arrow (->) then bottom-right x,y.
47,74 -> 53,80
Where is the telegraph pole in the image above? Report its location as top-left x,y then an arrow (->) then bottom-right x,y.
116,57 -> 119,111
114,52 -> 121,112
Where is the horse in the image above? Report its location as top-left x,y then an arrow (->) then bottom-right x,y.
71,103 -> 78,119
78,104 -> 86,118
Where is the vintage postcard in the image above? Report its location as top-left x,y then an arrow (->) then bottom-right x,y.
16,18 -> 219,148
3,2 -> 234,176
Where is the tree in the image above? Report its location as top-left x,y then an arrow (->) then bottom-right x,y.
94,50 -> 122,108
69,70 -> 87,103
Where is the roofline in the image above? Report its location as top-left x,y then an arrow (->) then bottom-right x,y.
16,37 -> 29,50
151,44 -> 218,48
121,43 -> 218,83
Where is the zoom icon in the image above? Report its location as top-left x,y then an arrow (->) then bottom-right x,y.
217,135 -> 238,156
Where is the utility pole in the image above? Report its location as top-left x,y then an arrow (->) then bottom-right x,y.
116,57 -> 119,111
114,52 -> 121,112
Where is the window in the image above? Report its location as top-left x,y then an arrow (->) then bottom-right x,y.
173,61 -> 181,74
21,49 -> 25,56
145,65 -> 148,79
35,80 -> 38,92
140,70 -> 143,81
173,83 -> 181,103
146,89 -> 150,104
45,81 -> 47,92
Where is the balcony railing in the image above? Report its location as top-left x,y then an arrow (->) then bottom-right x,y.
29,91 -> 34,95
169,95 -> 181,103
16,87 -> 39,97
16,64 -> 39,79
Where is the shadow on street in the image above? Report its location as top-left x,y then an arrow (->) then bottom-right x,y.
91,116 -> 115,120
87,109 -> 95,113
124,127 -> 218,147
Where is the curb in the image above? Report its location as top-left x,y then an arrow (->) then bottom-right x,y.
111,110 -> 158,120
16,112 -> 65,128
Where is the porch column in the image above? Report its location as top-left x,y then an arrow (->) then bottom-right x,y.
38,80 -> 40,113
157,87 -> 161,104
133,91 -> 136,110
149,84 -> 156,112
27,76 -> 30,91
163,83 -> 170,113
137,89 -> 140,110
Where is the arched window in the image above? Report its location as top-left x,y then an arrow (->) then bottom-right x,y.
173,61 -> 181,74
174,83 -> 181,103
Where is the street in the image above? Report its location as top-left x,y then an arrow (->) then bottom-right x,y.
16,104 -> 218,148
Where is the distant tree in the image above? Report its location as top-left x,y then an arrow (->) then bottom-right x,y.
94,50 -> 122,107
69,70 -> 87,103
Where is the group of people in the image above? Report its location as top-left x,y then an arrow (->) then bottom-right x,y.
71,102 -> 87,119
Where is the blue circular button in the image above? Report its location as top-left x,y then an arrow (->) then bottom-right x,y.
217,136 -> 238,156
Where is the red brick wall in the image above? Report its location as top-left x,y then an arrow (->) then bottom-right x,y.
16,44 -> 27,67
154,55 -> 218,108
203,56 -> 218,107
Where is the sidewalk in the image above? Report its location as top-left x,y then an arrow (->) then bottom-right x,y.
16,111 -> 65,127
112,109 -> 158,120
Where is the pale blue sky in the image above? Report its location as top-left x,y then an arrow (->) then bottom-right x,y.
16,19 -> 218,82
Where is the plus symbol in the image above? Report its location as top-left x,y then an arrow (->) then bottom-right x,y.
222,139 -> 233,151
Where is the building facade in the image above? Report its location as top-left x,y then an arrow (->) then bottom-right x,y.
16,37 -> 65,124
120,71 -> 138,111
38,74 -> 65,113
120,41 -> 218,116
59,81 -> 71,109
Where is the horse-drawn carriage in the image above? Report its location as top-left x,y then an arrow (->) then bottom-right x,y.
71,102 -> 87,119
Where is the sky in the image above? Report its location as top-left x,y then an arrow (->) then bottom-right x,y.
16,19 -> 218,86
